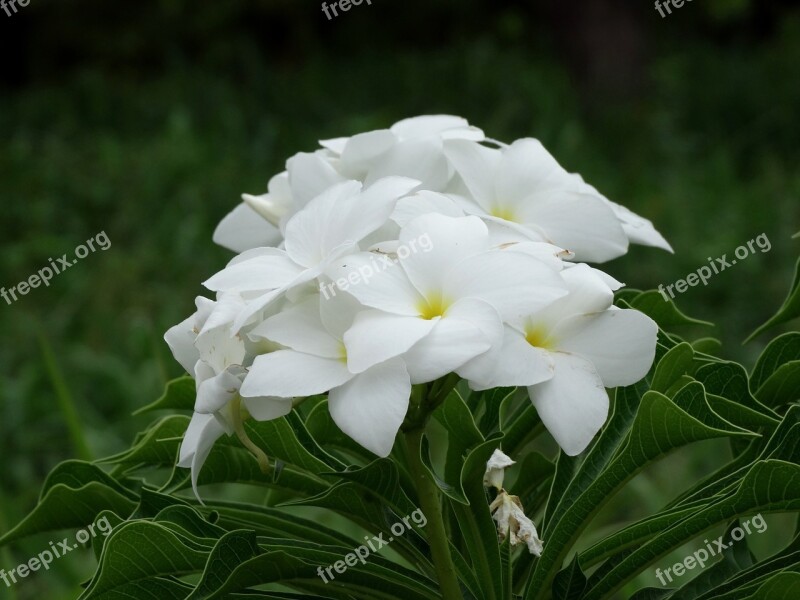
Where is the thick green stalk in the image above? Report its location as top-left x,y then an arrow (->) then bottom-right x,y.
403,426 -> 462,600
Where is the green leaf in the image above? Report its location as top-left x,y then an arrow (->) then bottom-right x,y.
751,333 -> 800,390
754,361 -> 800,408
427,389 -> 485,504
669,520 -> 755,600
651,343 -> 696,394
0,463 -> 138,547
102,415 -> 189,467
746,256 -> 800,342
627,291 -> 714,329
582,460 -> 800,599
527,389 -> 756,600
694,361 -> 779,422
553,554 -> 587,600
246,414 -> 345,473
449,437 -> 505,600
186,530 -> 261,599
79,521 -> 212,600
133,376 -> 195,415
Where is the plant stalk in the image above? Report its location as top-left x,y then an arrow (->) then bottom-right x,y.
403,426 -> 462,600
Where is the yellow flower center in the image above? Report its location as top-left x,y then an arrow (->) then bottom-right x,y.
525,325 -> 554,350
418,294 -> 450,320
490,205 -> 518,222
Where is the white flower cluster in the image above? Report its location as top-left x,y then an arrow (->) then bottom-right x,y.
165,115 -> 664,495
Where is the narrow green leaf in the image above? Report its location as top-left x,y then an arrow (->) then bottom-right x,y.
133,376 -> 195,415
745,256 -> 800,342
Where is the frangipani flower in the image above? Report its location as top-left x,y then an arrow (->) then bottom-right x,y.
240,293 -> 411,457
463,264 -> 658,455
168,115 -> 667,479
214,115 -> 484,253
336,213 -> 568,384
205,176 -> 419,332
164,295 -> 284,497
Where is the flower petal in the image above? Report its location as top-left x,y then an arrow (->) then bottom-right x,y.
328,357 -> 411,457
553,309 -> 658,388
399,214 -> 489,298
459,326 -> 555,390
528,353 -> 609,456
242,396 -> 293,421
213,203 -> 283,253
344,310 -> 437,374
444,140 -> 501,208
164,314 -> 199,374
402,298 -> 499,384
250,295 -> 341,358
241,350 -> 353,398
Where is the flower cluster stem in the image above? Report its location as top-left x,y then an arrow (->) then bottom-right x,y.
403,426 -> 462,600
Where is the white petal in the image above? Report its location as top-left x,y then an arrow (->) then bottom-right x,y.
607,200 -> 674,252
325,252 -> 425,316
195,368 -> 243,415
344,310 -> 437,374
553,309 -> 658,388
242,396 -> 293,421
203,251 -> 303,293
444,249 -> 568,322
391,191 -> 465,227
250,295 -> 341,358
339,129 -> 396,178
328,358 -> 411,457
402,298 -> 498,384
519,192 -> 629,263
495,138 -> 569,200
391,115 -> 483,141
164,314 -> 199,374
459,326 -> 555,390
528,353 -> 609,456
444,140 -> 502,207
213,203 -> 283,253
179,412 -> 227,502
364,137 -> 450,191
286,150 -> 348,209
241,350 -> 353,398
399,214 -> 489,298
319,137 -> 349,154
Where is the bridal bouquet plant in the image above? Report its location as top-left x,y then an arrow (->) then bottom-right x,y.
3,116 -> 799,599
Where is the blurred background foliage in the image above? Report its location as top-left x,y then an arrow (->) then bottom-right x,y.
0,0 -> 799,597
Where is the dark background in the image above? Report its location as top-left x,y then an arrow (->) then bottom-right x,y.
1,0 -> 799,597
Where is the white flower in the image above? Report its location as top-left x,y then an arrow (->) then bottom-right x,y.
484,449 -> 515,490
240,293 -> 411,457
164,295 -> 284,498
214,115 -> 483,253
336,213 -> 568,384
463,264 -> 658,455
445,138 -> 672,263
205,177 -> 419,332
490,490 -> 543,556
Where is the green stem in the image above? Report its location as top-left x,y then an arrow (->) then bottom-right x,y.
403,426 -> 462,600
37,332 -> 92,461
